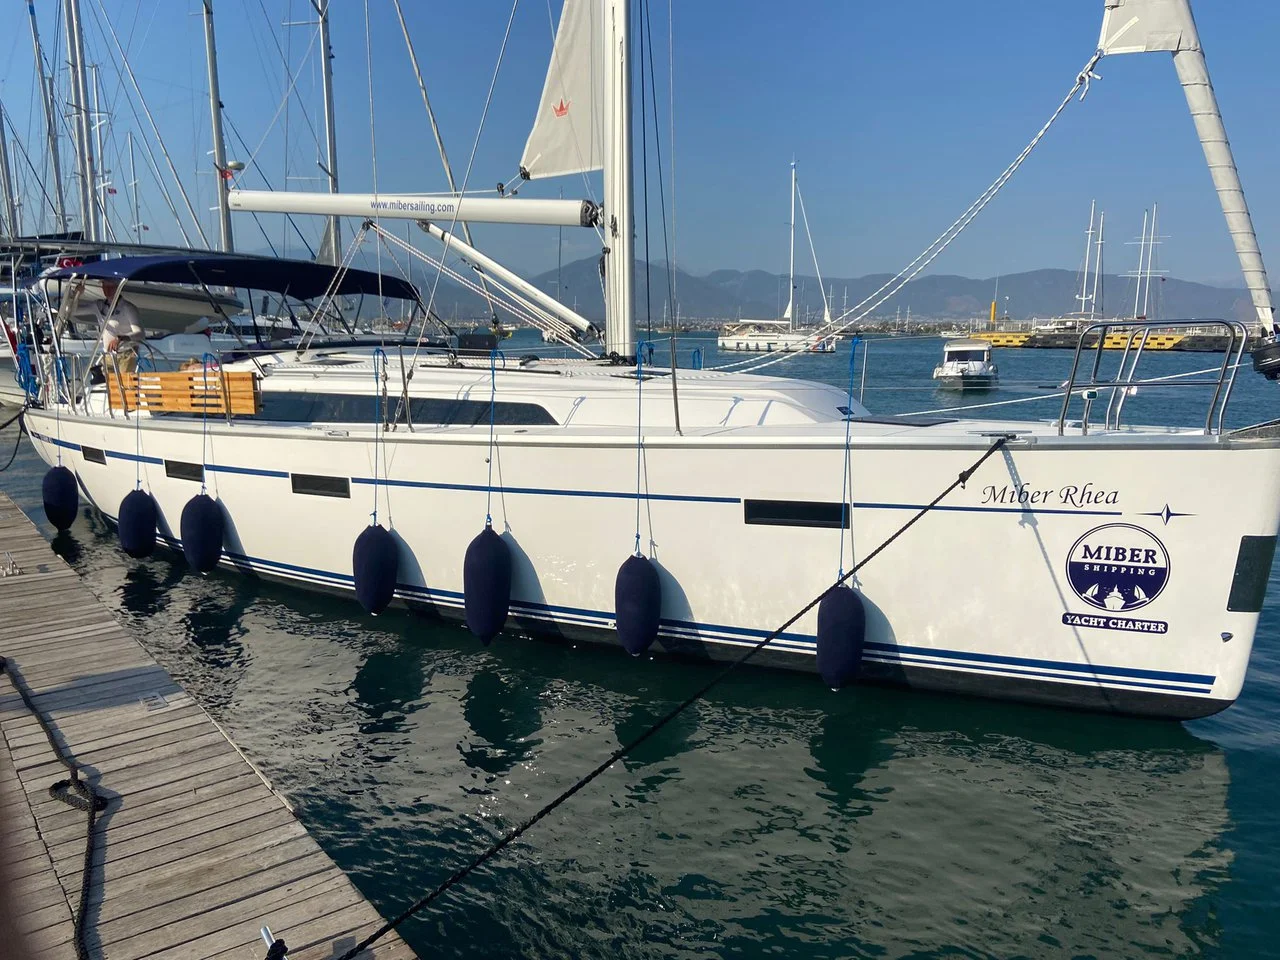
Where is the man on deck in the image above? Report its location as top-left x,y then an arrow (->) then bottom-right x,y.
97,279 -> 145,373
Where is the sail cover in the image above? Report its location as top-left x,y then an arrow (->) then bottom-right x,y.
520,0 -> 605,180
1098,0 -> 1200,55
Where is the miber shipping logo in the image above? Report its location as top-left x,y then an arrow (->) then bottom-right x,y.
1066,523 -> 1170,612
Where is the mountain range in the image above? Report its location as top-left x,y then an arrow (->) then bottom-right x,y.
423,256 -> 1256,325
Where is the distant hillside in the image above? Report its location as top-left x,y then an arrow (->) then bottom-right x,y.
372,250 -> 1257,325
518,258 -> 1254,325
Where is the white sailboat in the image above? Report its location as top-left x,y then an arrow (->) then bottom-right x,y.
718,162 -> 836,355
20,0 -> 1280,719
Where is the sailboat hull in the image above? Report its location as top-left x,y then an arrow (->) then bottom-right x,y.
25,407 -> 1280,720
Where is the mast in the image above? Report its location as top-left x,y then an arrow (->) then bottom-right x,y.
127,131 -> 142,243
64,0 -> 97,241
1089,211 -> 1104,320
314,0 -> 340,265
785,160 -> 796,329
0,105 -> 19,236
1132,210 -> 1149,320
28,1 -> 68,232
202,0 -> 234,252
90,64 -> 111,240
602,0 -> 634,357
1077,200 -> 1096,314
1152,204 -> 1162,321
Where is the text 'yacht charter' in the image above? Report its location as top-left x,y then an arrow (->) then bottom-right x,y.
13,0 -> 1280,721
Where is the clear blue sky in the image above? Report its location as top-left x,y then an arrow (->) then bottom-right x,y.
0,1 -> 1276,287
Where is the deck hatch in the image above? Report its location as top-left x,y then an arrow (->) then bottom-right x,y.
80,446 -> 107,465
744,499 -> 849,529
164,460 -> 205,483
290,474 -> 351,499
1227,535 -> 1276,612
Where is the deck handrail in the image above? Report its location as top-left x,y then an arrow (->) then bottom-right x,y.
1056,318 -> 1249,436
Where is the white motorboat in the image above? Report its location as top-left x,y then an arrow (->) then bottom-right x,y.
933,339 -> 999,391
21,0 -> 1280,720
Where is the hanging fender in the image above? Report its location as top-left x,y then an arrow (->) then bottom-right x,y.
816,584 -> 866,690
353,524 -> 399,616
117,489 -> 158,559
614,554 -> 662,656
180,493 -> 225,574
41,466 -> 78,532
463,526 -> 512,645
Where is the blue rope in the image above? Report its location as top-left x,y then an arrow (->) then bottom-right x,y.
633,342 -> 649,556
836,337 -> 860,578
484,349 -> 504,528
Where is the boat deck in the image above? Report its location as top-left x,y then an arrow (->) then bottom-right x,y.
0,492 -> 415,960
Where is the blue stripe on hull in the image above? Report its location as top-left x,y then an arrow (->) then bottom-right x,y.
141,529 -> 1218,700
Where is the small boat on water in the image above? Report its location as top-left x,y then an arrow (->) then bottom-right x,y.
932,338 -> 998,391
718,162 -> 837,356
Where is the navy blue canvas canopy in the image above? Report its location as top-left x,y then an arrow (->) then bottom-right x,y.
48,253 -> 420,301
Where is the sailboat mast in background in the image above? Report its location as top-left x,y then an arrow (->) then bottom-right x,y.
64,0 -> 97,241
315,0 -> 341,265
27,0 -> 67,233
202,0 -> 234,252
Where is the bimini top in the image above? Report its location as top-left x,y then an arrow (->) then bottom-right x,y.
47,253 -> 420,302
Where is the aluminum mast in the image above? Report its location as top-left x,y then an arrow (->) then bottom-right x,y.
64,0 -> 97,241
314,0 -> 340,264
27,1 -> 67,232
602,0 -> 635,357
0,105 -> 20,236
202,0 -> 234,251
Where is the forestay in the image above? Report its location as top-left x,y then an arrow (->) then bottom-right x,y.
520,0 -> 606,180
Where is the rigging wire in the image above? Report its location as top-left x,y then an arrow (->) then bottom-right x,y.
87,0 -> 209,247
715,50 -> 1105,375
407,0 -> 521,373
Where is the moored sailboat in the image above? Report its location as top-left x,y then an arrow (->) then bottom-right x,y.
19,0 -> 1280,720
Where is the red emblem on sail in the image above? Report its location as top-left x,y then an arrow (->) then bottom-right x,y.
552,98 -> 570,118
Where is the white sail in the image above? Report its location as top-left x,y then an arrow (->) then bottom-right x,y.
520,0 -> 606,181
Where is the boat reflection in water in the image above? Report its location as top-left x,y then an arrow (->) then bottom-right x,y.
204,612 -> 1231,959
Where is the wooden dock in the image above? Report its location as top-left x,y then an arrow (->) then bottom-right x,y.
0,493 -> 416,960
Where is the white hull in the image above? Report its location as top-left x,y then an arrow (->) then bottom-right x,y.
717,333 -> 836,354
25,366 -> 1280,719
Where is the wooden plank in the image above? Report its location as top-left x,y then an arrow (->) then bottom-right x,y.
0,492 -> 414,960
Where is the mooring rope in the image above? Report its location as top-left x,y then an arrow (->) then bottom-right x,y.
0,657 -> 108,960
0,406 -> 25,472
330,434 -> 1011,960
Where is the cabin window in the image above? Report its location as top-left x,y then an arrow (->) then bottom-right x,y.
743,499 -> 849,530
164,460 -> 205,482
290,474 -> 351,499
80,446 -> 107,464
257,392 -> 557,426
946,350 -> 987,362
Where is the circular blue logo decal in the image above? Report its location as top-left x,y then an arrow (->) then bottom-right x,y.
1066,523 -> 1170,612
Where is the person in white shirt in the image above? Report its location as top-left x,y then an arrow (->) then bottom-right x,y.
98,279 -> 145,373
